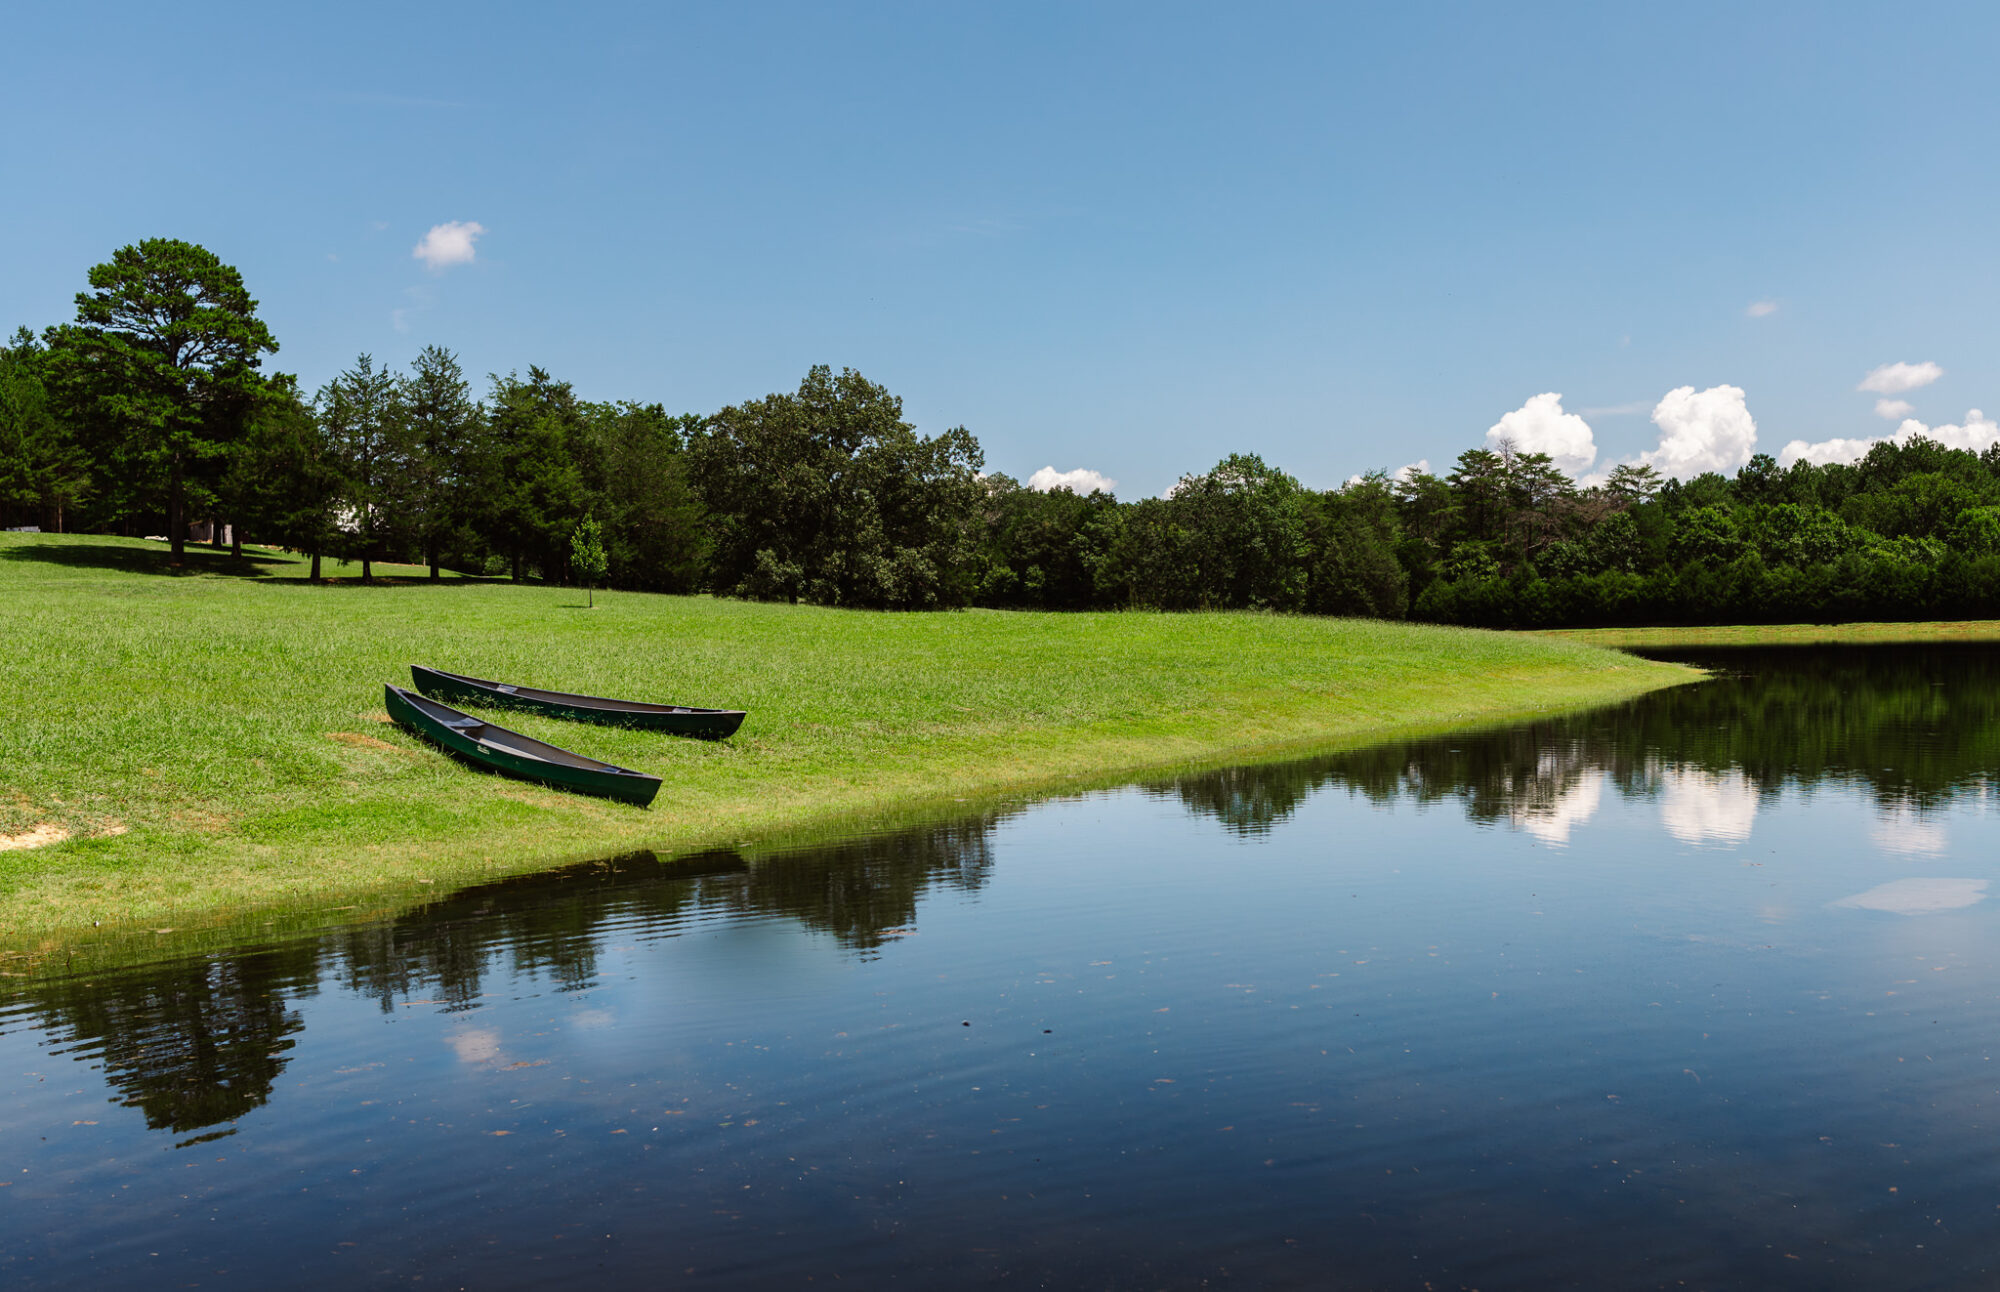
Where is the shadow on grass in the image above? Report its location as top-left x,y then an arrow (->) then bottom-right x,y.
0,539 -> 521,587
258,573 -> 517,589
0,541 -> 289,579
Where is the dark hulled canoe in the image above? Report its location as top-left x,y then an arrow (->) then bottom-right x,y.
410,665 -> 746,739
385,685 -> 662,806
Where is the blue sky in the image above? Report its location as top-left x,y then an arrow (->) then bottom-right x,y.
6,2 -> 1999,497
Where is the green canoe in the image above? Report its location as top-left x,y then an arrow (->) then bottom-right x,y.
410,665 -> 746,739
385,684 -> 662,806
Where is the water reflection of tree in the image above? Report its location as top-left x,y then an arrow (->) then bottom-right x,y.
332,813 -> 1008,1009
11,815 -> 1008,1143
24,945 -> 320,1136
1152,644 -> 2000,835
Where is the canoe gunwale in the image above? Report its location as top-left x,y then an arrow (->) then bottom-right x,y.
414,665 -> 743,719
385,685 -> 662,805
410,665 -> 747,738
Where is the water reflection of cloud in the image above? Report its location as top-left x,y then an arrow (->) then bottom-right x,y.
1871,806 -> 1949,858
1516,769 -> 1604,845
1658,768 -> 1758,845
1833,878 -> 1987,915
446,1028 -> 502,1064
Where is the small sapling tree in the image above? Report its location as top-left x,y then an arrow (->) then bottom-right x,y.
571,514 -> 607,607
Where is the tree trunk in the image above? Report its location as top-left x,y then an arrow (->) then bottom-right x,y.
231,526 -> 242,560
363,552 -> 373,583
211,518 -> 225,549
512,552 -> 523,582
168,457 -> 186,562
429,539 -> 440,581
311,549 -> 321,582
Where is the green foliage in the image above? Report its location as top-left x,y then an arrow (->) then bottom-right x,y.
223,376 -> 342,578
317,354 -> 407,581
686,365 -> 984,609
973,474 -> 1121,609
570,515 -> 608,606
1667,505 -> 1746,566
400,345 -> 481,579
1102,454 -> 1310,610
1947,505 -> 2000,556
1841,470 -> 1993,539
482,367 -> 589,582
0,328 -> 90,528
41,239 -> 277,557
575,404 -> 709,594
1304,475 -> 1408,618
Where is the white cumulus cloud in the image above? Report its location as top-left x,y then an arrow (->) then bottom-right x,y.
1777,409 -> 2000,468
1874,398 -> 1914,421
1027,465 -> 1116,495
1858,361 -> 1943,395
1746,300 -> 1779,318
1485,392 -> 1597,477
413,220 -> 486,272
1634,385 -> 1758,480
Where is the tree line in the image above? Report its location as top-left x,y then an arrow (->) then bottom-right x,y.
10,237 -> 2000,625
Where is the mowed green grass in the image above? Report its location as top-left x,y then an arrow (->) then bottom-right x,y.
1544,621 -> 2000,648
0,532 -> 1695,951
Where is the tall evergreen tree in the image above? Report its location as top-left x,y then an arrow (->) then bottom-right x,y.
318,354 -> 407,582
223,375 -> 343,579
42,239 -> 277,560
481,367 -> 588,582
400,345 -> 480,580
576,403 -> 709,592
0,327 -> 89,530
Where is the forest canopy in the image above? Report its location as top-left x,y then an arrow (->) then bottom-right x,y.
9,239 -> 2000,626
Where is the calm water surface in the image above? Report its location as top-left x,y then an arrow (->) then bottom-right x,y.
7,646 -> 2000,1288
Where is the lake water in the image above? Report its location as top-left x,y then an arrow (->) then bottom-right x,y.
7,645 -> 2000,1288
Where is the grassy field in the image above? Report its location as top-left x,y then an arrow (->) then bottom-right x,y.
0,532 -> 1695,957
1543,621 -> 2000,649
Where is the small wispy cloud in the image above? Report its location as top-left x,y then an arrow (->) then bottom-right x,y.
1746,300 -> 1779,318
1874,398 -> 1913,421
413,220 -> 486,272
1578,400 -> 1651,417
1858,361 -> 1943,395
391,308 -> 411,334
1028,465 -> 1116,495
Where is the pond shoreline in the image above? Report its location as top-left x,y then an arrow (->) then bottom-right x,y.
1542,619 -> 2000,648
0,532 -> 1696,963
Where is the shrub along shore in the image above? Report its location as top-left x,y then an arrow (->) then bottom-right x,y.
0,532 -> 1697,959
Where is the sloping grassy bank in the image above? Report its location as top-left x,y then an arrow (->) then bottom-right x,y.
1543,621 -> 2000,649
0,533 -> 1695,955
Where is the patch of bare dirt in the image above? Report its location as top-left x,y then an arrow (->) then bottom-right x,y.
0,825 -> 71,852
